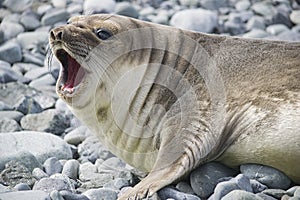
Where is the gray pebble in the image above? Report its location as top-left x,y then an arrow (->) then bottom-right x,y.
243,29 -> 269,38
14,95 -> 43,114
16,32 -> 48,51
22,51 -> 45,66
64,126 -> 92,145
62,159 -> 79,180
158,186 -> 201,200
24,67 -> 49,81
212,180 -> 240,199
190,162 -> 237,198
41,9 -> 69,26
266,24 -> 289,35
250,179 -> 268,193
50,190 -> 64,200
241,164 -> 291,190
176,181 -> 195,194
0,190 -> 50,200
29,73 -> 56,87
0,101 -> 13,111
235,0 -> 251,11
200,0 -> 229,10
19,14 -> 41,31
103,178 -> 130,190
32,168 -> 49,180
11,62 -> 39,74
83,0 -> 116,14
287,186 -> 300,196
115,2 -> 139,18
246,16 -> 266,31
261,189 -> 287,199
83,188 -> 118,200
59,190 -> 90,200
20,109 -> 70,135
14,183 -> 31,191
0,40 -> 22,64
98,157 -> 126,171
0,131 -> 72,166
252,2 -> 276,17
0,21 -> 24,41
3,0 -> 33,13
222,190 -> 264,200
52,0 -> 67,8
0,160 -> 36,187
256,193 -> 277,200
0,118 -> 21,132
0,64 -> 30,83
276,30 -> 300,41
290,10 -> 300,24
0,111 -> 24,121
33,177 -> 75,193
170,8 -> 218,33
43,157 -> 63,176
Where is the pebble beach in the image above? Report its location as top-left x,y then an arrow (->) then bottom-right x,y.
0,0 -> 300,199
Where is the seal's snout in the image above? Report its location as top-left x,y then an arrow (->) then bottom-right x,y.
50,28 -> 63,41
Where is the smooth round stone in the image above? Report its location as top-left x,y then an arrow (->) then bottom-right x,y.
170,8 -> 218,33
139,6 -> 155,17
19,14 -> 40,31
158,187 -> 201,200
235,0 -> 251,11
16,32 -> 48,50
0,118 -> 21,132
59,190 -> 89,200
0,65 -> 29,84
83,188 -> 118,200
29,74 -> 56,87
97,157 -> 126,171
176,181 -> 195,194
256,193 -> 277,200
62,159 -> 79,180
64,126 -> 92,145
83,0 -> 116,14
0,151 -> 42,173
32,168 -> 49,180
0,191 -> 50,200
250,179 -> 268,193
261,189 -> 287,199
41,9 -> 69,26
240,164 -> 291,190
22,51 -> 45,66
190,162 -> 237,198
222,190 -> 263,200
24,67 -> 49,80
3,0 -> 33,13
0,21 -> 24,41
0,101 -> 13,111
251,2 -> 276,17
0,30 -> 4,44
0,111 -> 24,122
20,109 -> 70,135
290,10 -> 300,24
2,13 -> 21,23
179,0 -> 199,7
0,40 -> 22,64
200,0 -> 229,10
224,20 -> 245,35
14,95 -> 43,114
0,131 -> 72,166
276,30 -> 300,41
246,16 -> 266,31
67,3 -> 83,14
33,177 -> 75,193
11,63 -> 39,74
243,29 -> 269,38
50,190 -> 64,200
43,157 -> 63,176
52,0 -> 67,8
266,24 -> 289,35
14,183 -> 31,191
115,2 -> 139,18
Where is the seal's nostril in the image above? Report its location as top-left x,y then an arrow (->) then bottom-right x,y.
50,31 -> 55,40
57,31 -> 63,40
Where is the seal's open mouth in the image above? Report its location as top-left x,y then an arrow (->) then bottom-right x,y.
56,49 -> 86,95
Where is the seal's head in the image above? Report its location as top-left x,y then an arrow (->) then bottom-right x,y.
49,14 -> 137,107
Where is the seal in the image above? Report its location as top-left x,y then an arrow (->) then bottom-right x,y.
49,14 -> 300,199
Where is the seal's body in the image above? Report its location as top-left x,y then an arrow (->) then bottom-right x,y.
49,14 -> 300,199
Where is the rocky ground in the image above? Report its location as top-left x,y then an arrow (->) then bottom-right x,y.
0,0 -> 300,199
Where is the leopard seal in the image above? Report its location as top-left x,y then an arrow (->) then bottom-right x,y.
49,14 -> 300,199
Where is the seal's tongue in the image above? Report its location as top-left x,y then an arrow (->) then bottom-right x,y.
63,55 -> 84,90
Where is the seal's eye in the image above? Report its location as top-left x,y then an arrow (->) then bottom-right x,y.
96,29 -> 113,40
